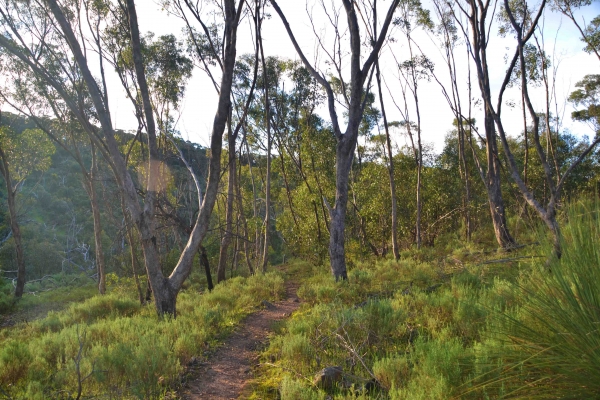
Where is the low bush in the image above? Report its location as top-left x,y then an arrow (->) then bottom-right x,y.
249,242 -> 531,399
0,271 -> 284,399
250,201 -> 600,399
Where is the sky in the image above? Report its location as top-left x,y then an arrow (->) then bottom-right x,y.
105,0 -> 600,153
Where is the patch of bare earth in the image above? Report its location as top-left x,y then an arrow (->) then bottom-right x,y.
179,281 -> 300,400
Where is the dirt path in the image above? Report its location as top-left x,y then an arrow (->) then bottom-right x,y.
179,281 -> 300,400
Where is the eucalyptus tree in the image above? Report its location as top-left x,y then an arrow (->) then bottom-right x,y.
0,70 -> 114,294
0,112 -> 55,298
270,0 -> 400,280
374,64 -> 400,258
430,0 -> 474,240
569,74 -> 600,134
0,0 -> 246,316
455,0 -> 600,257
101,12 -> 200,291
165,0 -> 260,283
393,0 -> 433,249
447,0 -> 518,249
496,0 -> 600,256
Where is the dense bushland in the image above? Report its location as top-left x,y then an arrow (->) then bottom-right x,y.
249,202 -> 600,399
0,0 -> 599,397
0,271 -> 283,399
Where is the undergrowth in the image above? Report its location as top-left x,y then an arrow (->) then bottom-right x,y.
250,201 -> 600,399
0,271 -> 284,399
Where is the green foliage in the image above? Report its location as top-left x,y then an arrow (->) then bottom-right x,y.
0,126 -> 55,182
569,74 -> 600,133
0,271 -> 284,398
252,251 -> 515,399
248,201 -> 596,399
582,15 -> 600,55
0,340 -> 32,387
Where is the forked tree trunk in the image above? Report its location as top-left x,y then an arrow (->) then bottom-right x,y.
484,115 -> 515,248
271,0 -> 400,280
460,0 -> 517,250
1,0 -> 243,314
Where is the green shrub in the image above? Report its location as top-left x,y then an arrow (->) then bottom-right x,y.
372,356 -> 410,390
0,270 -> 284,398
280,376 -> 322,400
0,340 -> 32,387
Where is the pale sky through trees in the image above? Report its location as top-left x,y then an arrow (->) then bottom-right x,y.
104,0 -> 600,153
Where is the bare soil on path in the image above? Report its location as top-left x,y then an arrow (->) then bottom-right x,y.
179,280 -> 300,400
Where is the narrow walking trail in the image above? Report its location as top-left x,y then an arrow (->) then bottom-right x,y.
179,280 -> 300,399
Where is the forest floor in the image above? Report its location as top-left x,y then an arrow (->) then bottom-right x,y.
178,278 -> 301,400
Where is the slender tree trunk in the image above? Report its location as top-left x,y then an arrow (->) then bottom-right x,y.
485,114 -> 515,248
522,91 -> 529,186
244,137 -> 261,264
458,123 -> 471,240
88,144 -> 106,294
0,145 -> 25,298
407,39 -> 423,249
8,185 -> 25,298
200,246 -> 214,291
375,61 -> 399,260
217,121 -> 236,283
416,157 -> 422,248
235,152 -> 254,275
260,22 -> 271,273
